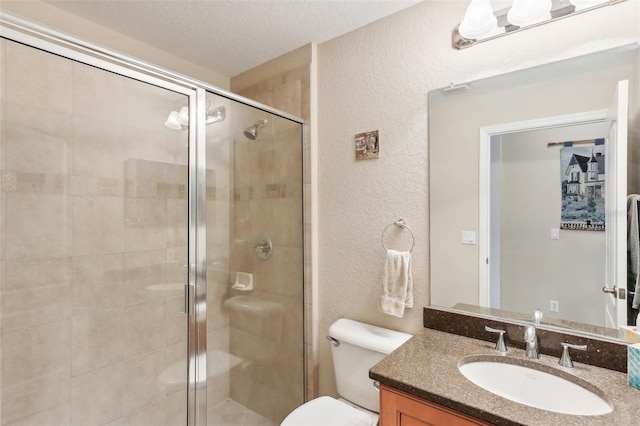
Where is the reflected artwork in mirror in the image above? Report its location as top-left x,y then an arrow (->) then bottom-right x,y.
428,43 -> 640,342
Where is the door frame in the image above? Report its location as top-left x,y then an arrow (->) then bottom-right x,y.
604,80 -> 629,329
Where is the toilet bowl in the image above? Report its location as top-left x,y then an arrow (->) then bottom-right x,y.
281,396 -> 377,426
281,318 -> 412,426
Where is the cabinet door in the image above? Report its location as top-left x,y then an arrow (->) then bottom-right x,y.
380,386 -> 491,426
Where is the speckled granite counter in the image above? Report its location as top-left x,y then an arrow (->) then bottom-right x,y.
370,329 -> 640,426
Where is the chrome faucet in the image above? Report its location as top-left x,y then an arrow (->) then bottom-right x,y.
523,308 -> 542,359
485,326 -> 508,353
558,342 -> 587,368
523,324 -> 539,359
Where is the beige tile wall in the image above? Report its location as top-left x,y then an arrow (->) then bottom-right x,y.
202,89 -> 307,423
0,39 -> 190,425
230,51 -> 310,423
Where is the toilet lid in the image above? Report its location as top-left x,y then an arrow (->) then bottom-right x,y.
281,396 -> 374,426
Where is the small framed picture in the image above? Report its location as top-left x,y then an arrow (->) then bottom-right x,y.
355,130 -> 379,160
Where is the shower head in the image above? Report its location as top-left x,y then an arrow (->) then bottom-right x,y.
243,119 -> 268,140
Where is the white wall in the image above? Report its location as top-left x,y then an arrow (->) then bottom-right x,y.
317,0 -> 639,397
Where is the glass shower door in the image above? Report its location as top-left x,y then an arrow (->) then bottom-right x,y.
0,38 -> 192,425
203,91 -> 305,425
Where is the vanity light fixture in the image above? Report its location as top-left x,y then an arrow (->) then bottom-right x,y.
570,0 -> 610,10
507,0 -> 552,27
453,0 -> 621,49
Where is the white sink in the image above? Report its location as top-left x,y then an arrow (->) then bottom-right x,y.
458,356 -> 612,416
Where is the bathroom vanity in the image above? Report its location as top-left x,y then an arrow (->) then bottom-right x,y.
379,385 -> 490,426
370,326 -> 640,426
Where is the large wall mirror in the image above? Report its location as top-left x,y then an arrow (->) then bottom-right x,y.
429,43 -> 639,342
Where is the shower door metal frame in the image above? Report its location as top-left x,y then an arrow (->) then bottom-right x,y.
1,11 -> 306,425
187,88 -> 209,425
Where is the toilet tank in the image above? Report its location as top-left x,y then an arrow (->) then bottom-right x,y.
328,318 -> 412,413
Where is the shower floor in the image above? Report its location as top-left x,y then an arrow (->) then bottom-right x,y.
208,399 -> 276,426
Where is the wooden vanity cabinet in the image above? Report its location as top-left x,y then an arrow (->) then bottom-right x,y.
379,386 -> 492,426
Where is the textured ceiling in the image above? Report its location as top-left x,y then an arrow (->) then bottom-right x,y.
43,0 -> 423,77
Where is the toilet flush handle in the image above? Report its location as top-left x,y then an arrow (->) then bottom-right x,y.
325,336 -> 340,347
373,381 -> 380,390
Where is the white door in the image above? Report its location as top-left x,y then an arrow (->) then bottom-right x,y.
604,80 -> 629,329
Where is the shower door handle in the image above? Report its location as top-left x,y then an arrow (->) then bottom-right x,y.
183,283 -> 194,315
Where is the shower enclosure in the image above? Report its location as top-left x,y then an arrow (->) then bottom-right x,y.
0,15 -> 305,426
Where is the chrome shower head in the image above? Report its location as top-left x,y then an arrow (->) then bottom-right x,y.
244,119 -> 267,140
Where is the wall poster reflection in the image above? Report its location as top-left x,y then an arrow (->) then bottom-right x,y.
560,138 -> 606,231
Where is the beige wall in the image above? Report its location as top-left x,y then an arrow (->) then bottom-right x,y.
316,0 -> 640,398
0,0 -> 230,89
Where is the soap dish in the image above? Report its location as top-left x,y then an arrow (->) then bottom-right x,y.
232,272 -> 253,291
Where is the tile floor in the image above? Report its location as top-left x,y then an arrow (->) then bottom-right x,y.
208,399 -> 276,426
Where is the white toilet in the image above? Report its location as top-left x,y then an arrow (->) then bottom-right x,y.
281,318 -> 412,426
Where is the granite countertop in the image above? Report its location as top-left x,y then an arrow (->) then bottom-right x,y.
369,328 -> 640,426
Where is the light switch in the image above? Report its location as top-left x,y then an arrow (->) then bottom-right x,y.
461,231 -> 476,245
551,228 -> 560,240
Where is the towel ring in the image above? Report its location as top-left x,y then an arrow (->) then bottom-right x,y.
381,219 -> 415,253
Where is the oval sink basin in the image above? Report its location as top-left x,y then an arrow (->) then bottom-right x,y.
458,356 -> 612,416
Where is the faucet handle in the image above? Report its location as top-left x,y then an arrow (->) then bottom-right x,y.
484,326 -> 508,353
558,342 -> 587,368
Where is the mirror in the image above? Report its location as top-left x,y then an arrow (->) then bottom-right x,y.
429,43 -> 640,342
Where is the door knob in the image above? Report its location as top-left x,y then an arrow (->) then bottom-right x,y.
602,286 -> 626,299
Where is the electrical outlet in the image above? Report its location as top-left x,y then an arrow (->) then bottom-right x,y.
550,300 -> 559,312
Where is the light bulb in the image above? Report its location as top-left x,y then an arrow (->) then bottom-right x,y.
459,0 -> 499,40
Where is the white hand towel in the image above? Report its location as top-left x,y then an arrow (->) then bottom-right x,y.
628,194 -> 640,309
379,249 -> 413,317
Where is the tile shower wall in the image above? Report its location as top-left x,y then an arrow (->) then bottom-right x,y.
227,116 -> 304,423
229,60 -> 308,422
0,39 -> 190,425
